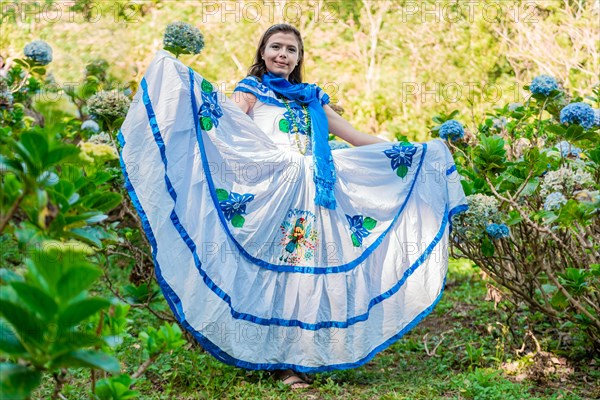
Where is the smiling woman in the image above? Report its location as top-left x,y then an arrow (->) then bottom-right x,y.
118,22 -> 468,391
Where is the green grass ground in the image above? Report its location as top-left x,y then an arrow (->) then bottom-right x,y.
31,259 -> 600,399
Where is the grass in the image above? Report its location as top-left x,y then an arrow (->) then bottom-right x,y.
26,257 -> 600,399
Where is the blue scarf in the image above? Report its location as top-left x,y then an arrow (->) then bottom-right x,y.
262,72 -> 337,209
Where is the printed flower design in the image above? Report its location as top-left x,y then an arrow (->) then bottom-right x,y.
217,189 -> 254,228
346,214 -> 377,247
199,79 -> 222,131
383,143 -> 417,178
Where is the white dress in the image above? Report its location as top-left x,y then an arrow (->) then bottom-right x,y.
119,50 -> 468,372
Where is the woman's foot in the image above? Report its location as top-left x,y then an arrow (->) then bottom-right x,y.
273,369 -> 310,389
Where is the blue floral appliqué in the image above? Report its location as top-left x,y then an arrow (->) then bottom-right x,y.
383,143 -> 417,178
345,214 -> 378,247
283,106 -> 309,135
217,189 -> 254,228
199,79 -> 223,131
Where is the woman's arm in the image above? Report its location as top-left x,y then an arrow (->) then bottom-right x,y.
324,104 -> 387,146
231,91 -> 257,115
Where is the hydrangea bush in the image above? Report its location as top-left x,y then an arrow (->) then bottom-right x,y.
441,77 -> 600,348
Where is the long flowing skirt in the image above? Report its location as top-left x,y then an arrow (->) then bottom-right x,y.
119,51 -> 468,372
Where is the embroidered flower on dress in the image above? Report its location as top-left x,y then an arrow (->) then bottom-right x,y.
199,91 -> 223,130
383,143 -> 417,178
560,102 -> 595,129
283,107 -> 309,135
345,214 -> 377,247
218,190 -> 255,228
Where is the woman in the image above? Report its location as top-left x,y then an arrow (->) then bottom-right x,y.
119,23 -> 467,390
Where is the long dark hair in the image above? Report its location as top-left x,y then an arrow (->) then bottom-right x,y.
248,24 -> 304,84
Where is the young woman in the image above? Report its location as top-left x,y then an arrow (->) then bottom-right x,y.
119,23 -> 467,390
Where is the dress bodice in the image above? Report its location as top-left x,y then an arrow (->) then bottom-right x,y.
249,99 -> 312,154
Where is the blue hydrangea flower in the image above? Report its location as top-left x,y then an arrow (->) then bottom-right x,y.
329,140 -> 350,150
544,192 -> 567,211
163,22 -> 205,57
439,120 -> 464,141
345,215 -> 371,246
530,75 -> 558,96
560,102 -> 595,129
24,40 -> 53,66
594,108 -> 600,127
492,117 -> 507,130
199,91 -> 223,127
81,120 -> 100,133
486,223 -> 510,240
555,141 -> 581,158
383,143 -> 417,170
219,192 -> 254,221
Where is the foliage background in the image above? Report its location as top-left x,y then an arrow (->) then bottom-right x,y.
2,0 -> 598,139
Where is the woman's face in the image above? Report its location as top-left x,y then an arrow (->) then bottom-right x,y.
261,32 -> 300,80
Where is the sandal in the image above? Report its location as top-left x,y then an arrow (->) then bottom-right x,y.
273,369 -> 310,389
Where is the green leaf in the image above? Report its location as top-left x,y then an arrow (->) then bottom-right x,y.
396,165 -> 408,178
231,214 -> 245,228
50,332 -> 106,356
505,211 -> 523,226
363,217 -> 377,230
201,79 -> 214,93
10,282 -> 58,321
56,266 -> 102,304
550,291 -> 568,310
544,124 -> 566,135
216,189 -> 229,202
279,119 -> 290,133
200,117 -> 213,131
481,237 -> 494,257
474,135 -> 506,174
0,269 -> 24,284
82,192 -> 123,212
45,145 -> 79,166
58,297 -> 110,328
96,374 -> 140,400
0,321 -> 27,355
351,233 -> 361,247
69,226 -> 116,248
518,177 -> 539,198
588,148 -> 600,165
0,299 -> 44,346
51,350 -> 120,373
0,363 -> 42,400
